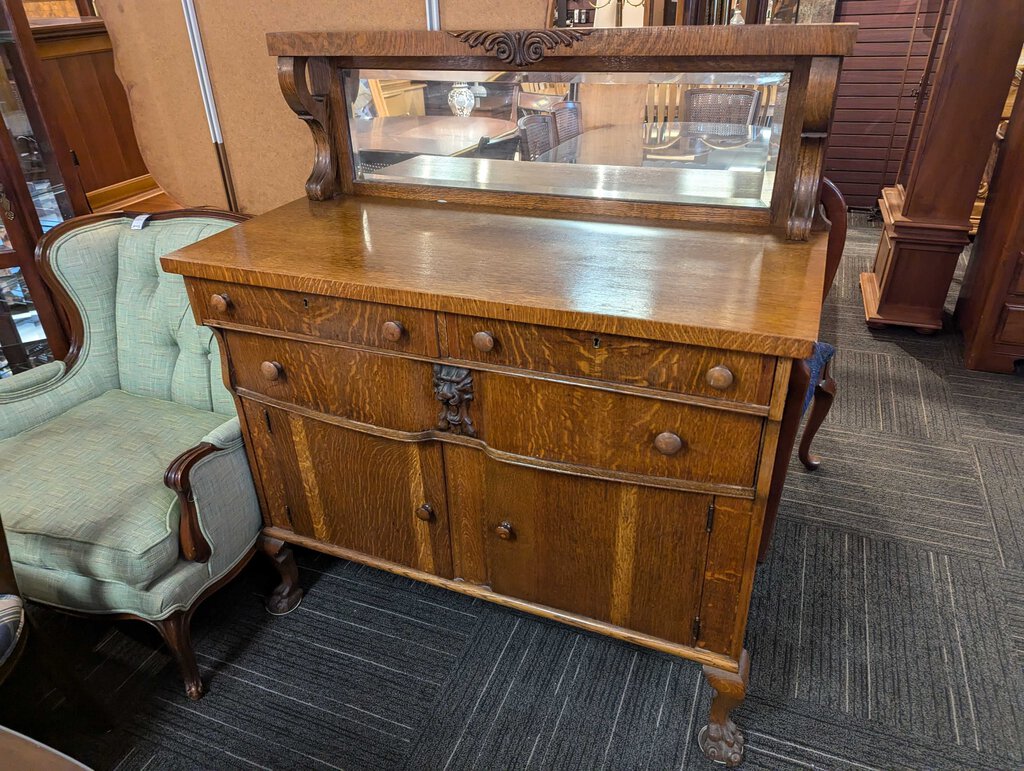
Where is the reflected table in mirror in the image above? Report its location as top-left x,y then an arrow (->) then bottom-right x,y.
537,122 -> 767,169
352,115 -> 518,157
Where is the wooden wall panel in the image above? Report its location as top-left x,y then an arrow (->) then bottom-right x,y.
824,0 -> 951,208
35,29 -> 148,193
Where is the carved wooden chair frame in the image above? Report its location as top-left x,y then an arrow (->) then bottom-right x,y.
22,208 -> 303,700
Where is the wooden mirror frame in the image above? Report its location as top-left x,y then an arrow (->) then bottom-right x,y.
269,25 -> 855,240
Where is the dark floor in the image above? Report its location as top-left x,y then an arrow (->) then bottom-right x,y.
2,218 -> 1023,770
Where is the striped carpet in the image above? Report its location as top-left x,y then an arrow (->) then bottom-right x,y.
2,217 -> 1023,770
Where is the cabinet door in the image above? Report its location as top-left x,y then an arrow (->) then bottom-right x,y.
445,445 -> 711,647
242,400 -> 453,578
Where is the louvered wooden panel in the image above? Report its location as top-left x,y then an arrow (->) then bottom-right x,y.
825,0 -> 952,208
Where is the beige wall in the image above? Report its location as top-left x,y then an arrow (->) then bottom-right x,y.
96,0 -> 550,214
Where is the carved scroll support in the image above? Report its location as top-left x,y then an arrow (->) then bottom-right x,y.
788,57 -> 840,240
433,365 -> 476,437
278,56 -> 338,201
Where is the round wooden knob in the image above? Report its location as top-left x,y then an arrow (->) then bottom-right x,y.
260,361 -> 283,381
654,431 -> 684,456
495,521 -> 515,540
705,365 -> 734,391
382,320 -> 404,342
415,503 -> 434,522
209,293 -> 230,313
472,331 -> 496,353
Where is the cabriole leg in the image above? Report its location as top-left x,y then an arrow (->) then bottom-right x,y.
154,610 -> 203,701
698,649 -> 750,767
799,361 -> 837,471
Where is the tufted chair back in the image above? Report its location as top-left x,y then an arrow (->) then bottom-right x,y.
114,215 -> 238,416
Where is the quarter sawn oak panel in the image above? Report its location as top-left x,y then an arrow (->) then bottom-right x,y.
447,313 -> 775,405
444,444 -> 710,646
242,400 -> 453,577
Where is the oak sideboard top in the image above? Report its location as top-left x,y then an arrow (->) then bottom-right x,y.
161,196 -> 826,358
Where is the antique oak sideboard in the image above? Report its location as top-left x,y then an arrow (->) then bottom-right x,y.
161,26 -> 855,766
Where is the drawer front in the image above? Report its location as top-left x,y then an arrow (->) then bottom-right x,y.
445,445 -> 711,647
997,304 -> 1024,345
225,330 -> 439,432
447,315 -> 774,405
242,401 -> 453,577
190,278 -> 438,356
475,371 -> 762,488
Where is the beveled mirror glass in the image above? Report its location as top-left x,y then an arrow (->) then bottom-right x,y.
343,69 -> 790,209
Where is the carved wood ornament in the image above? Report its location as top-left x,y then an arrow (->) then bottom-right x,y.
447,29 -> 593,66
433,365 -> 476,436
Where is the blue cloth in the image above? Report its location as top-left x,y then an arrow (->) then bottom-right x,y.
0,593 -> 24,666
804,341 -> 836,412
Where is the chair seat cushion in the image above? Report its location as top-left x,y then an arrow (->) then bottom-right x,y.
0,594 -> 25,666
0,389 -> 228,587
804,341 -> 836,413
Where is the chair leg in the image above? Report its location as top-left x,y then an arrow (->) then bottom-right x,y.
798,363 -> 837,471
154,610 -> 204,701
260,535 -> 303,616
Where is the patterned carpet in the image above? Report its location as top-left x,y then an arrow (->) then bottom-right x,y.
2,218 -> 1023,770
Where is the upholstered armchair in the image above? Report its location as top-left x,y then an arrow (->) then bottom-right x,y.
0,210 -> 303,700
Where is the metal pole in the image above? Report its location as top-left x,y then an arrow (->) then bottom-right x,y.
181,0 -> 239,212
425,0 -> 441,30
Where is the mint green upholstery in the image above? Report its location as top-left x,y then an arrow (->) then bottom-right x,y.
0,214 -> 260,621
3,390 -> 227,587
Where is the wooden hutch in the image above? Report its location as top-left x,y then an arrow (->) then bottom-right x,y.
161,25 -> 855,766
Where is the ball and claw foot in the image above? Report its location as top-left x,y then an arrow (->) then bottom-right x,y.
700,649 -> 750,767
698,721 -> 746,767
266,581 -> 303,615
261,535 -> 304,615
185,678 -> 205,701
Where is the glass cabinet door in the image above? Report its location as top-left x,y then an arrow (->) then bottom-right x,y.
0,1 -> 86,377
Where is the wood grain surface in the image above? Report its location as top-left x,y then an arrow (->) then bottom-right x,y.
164,195 -> 826,358
267,24 -> 858,58
444,444 -> 711,647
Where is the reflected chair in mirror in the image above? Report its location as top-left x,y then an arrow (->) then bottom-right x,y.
684,87 -> 761,126
758,177 -> 845,562
646,83 -> 686,124
551,101 -> 582,144
357,149 -> 420,174
0,210 -> 304,700
518,114 -> 558,161
471,134 -> 521,160
517,90 -> 565,117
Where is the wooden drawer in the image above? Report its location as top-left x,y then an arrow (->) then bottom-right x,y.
445,445 -> 711,647
447,314 -> 774,405
190,278 -> 438,356
475,371 -> 762,489
997,304 -> 1024,345
225,330 -> 439,432
242,401 -> 453,577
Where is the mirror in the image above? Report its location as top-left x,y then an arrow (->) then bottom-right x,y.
343,69 -> 790,209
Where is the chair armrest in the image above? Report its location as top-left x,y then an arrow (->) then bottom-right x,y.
164,443 -> 218,562
200,417 -> 242,449
0,361 -> 66,399
163,418 -> 257,563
